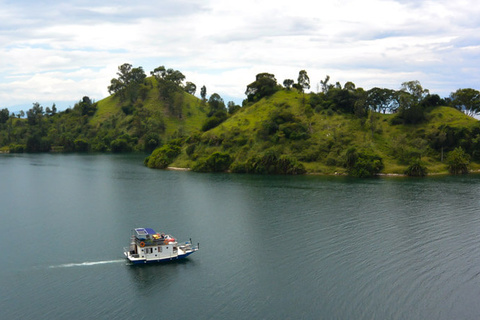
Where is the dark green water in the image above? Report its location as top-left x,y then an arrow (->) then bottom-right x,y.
2,153 -> 480,319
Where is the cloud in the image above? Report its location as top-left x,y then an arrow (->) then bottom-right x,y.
1,0 -> 480,110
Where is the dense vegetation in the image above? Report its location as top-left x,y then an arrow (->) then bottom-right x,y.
0,64 -> 212,154
1,64 -> 480,177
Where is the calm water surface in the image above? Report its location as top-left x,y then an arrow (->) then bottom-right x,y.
1,153 -> 480,319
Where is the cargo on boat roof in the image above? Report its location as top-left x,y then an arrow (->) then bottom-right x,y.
134,228 -> 157,240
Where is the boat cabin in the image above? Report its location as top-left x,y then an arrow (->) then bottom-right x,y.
127,227 -> 178,261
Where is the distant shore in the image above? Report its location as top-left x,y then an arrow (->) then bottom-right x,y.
165,165 -> 480,177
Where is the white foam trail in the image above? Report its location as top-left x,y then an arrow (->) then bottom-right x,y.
49,259 -> 124,268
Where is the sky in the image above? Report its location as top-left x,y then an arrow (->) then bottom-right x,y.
1,0 -> 479,112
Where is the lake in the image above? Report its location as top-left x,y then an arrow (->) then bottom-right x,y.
1,153 -> 480,319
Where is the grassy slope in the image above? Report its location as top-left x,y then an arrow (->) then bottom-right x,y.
90,77 -> 207,140
171,90 -> 479,174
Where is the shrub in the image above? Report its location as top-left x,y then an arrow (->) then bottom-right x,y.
74,139 -> 89,152
185,144 -> 196,157
26,136 -> 51,152
405,160 -> 427,177
344,147 -> 384,177
201,115 -> 226,131
238,150 -> 305,175
9,144 -> 25,153
110,139 -> 132,153
230,161 -> 248,173
192,152 -> 232,172
446,147 -> 470,174
326,157 -> 337,166
276,155 -> 306,174
143,133 -> 161,153
145,144 -> 181,169
121,104 -> 135,115
280,122 -> 309,140
259,110 -> 309,140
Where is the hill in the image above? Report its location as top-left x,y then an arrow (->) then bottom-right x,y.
148,89 -> 480,176
1,66 -> 479,177
0,74 -> 209,153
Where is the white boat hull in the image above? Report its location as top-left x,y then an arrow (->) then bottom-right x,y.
124,246 -> 198,264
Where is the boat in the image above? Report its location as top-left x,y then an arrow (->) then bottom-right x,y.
124,227 -> 199,264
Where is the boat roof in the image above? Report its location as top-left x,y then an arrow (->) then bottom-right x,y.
135,228 -> 157,235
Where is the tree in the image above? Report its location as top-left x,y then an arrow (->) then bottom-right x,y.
450,88 -> 480,116
245,73 -> 279,102
200,85 -> 207,102
151,65 -> 186,117
320,75 -> 333,94
163,68 -> 185,85
283,79 -> 294,90
150,66 -> 166,79
129,67 -> 147,84
392,81 -> 429,125
151,66 -> 185,85
366,88 -> 398,113
108,78 -> 123,95
401,80 -> 429,103
0,108 -> 9,124
145,143 -> 182,169
405,160 -> 427,177
110,139 -> 132,153
227,101 -> 240,115
192,152 -> 232,172
343,81 -> 356,92
46,103 -> 57,116
26,135 -> 50,152
326,87 -> 358,114
396,94 -> 426,124
297,70 -> 310,93
421,94 -> 444,108
208,93 -> 226,114
74,96 -> 97,116
26,102 -> 44,126
344,147 -> 384,177
117,63 -> 133,84
108,63 -> 146,102
446,147 -> 470,174
185,82 -> 196,95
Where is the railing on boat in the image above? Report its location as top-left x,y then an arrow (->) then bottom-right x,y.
129,236 -> 199,253
131,236 -> 174,246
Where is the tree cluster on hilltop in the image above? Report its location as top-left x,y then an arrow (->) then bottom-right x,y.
1,64 -> 480,177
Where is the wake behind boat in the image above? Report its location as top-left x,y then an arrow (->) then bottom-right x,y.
124,228 -> 199,264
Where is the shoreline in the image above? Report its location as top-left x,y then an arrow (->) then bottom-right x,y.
167,166 -> 191,171
166,166 -> 480,177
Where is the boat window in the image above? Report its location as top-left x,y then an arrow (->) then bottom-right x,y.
158,247 -> 162,252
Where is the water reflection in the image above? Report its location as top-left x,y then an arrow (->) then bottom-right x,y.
3,154 -> 480,319
126,259 -> 197,293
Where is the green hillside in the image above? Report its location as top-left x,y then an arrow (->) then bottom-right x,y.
150,88 -> 480,176
88,76 -> 208,150
91,77 -> 207,137
0,70 -> 209,154
1,66 -> 480,177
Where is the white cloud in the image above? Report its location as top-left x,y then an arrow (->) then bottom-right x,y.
1,0 -> 480,110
